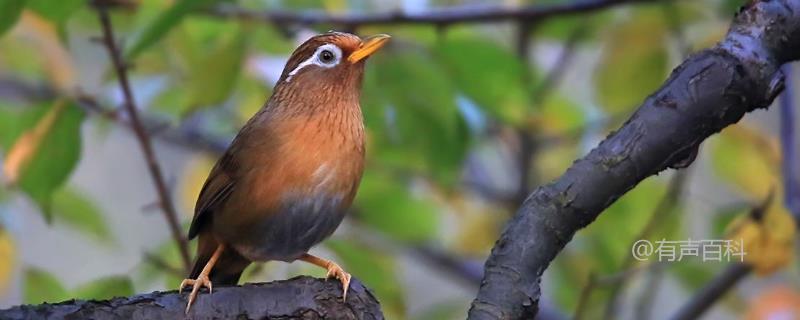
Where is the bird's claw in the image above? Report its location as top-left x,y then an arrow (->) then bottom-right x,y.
179,275 -> 213,314
324,262 -> 351,301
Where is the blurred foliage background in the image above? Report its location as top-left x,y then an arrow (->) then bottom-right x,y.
0,0 -> 799,319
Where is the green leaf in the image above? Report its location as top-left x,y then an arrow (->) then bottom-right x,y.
73,276 -> 133,300
26,0 -> 83,25
365,47 -> 469,185
709,127 -> 778,200
0,0 -> 26,38
248,23 -> 295,54
14,101 -> 84,216
671,261 -> 720,290
536,94 -> 586,134
535,14 -> 594,41
595,10 -> 668,114
186,29 -> 246,108
550,252 -> 593,312
326,239 -> 405,319
0,100 -> 42,148
719,0 -> 746,15
51,186 -> 113,242
125,0 -> 218,59
23,267 -> 69,304
434,36 -> 531,125
151,20 -> 248,117
354,171 -> 439,242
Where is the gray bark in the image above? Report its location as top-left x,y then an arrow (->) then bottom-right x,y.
0,276 -> 383,320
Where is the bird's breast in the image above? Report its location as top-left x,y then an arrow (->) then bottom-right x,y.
274,107 -> 365,198
218,105 -> 365,261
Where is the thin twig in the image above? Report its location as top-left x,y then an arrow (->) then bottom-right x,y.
205,0 -> 659,27
94,4 -> 191,272
511,20 -> 537,207
572,263 -> 653,320
669,263 -> 752,320
514,129 -> 536,206
780,64 -> 799,219
572,273 -> 597,320
513,22 -> 588,207
515,20 -> 535,61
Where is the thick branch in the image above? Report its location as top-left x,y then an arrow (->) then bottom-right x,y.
207,0 -> 657,27
94,3 -> 192,271
0,276 -> 383,320
467,1 -> 800,319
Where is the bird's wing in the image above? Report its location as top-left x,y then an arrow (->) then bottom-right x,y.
187,151 -> 236,240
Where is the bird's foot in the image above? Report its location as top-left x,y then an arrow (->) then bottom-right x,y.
324,261 -> 351,301
179,275 -> 213,314
299,253 -> 352,301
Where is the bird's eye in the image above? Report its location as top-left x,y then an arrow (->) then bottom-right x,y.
319,50 -> 335,63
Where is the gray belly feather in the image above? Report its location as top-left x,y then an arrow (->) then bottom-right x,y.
232,194 -> 346,262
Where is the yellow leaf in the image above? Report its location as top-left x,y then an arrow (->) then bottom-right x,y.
17,11 -> 75,92
3,100 -> 66,186
0,230 -> 15,294
179,155 -> 216,216
712,125 -> 781,200
446,195 -> 504,257
595,9 -> 668,113
726,197 -> 796,275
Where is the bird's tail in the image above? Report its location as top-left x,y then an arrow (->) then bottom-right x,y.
189,235 -> 251,285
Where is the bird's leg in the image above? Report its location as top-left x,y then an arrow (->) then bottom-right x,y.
299,253 -> 351,301
179,244 -> 224,314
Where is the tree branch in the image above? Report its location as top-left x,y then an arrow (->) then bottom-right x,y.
205,0 -> 659,28
93,3 -> 192,271
0,276 -> 383,320
669,263 -> 752,320
780,64 -> 799,218
467,1 -> 800,319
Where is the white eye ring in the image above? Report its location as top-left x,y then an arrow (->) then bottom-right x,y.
314,44 -> 341,66
285,44 -> 342,82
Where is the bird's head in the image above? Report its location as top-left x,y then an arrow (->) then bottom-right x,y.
274,32 -> 390,101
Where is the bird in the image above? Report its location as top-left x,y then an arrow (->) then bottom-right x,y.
178,31 -> 390,313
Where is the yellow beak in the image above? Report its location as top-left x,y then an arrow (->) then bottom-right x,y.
348,34 -> 391,63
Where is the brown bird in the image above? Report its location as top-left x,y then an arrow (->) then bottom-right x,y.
178,31 -> 390,313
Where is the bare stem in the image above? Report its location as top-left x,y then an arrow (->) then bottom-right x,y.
206,0 -> 659,28
94,4 -> 191,272
669,263 -> 752,320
